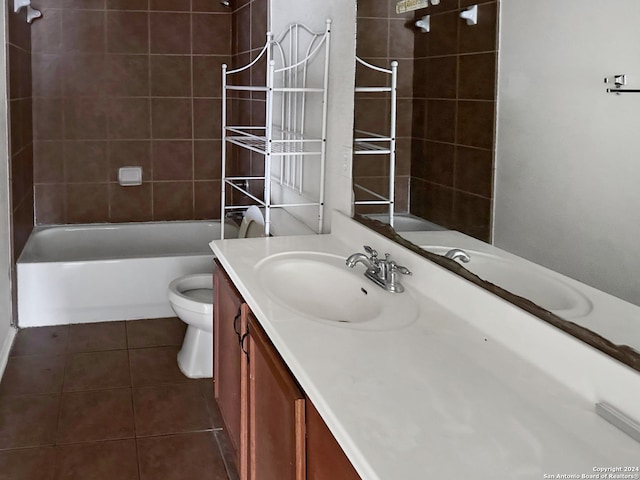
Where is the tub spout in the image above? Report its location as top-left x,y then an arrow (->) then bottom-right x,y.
445,248 -> 470,263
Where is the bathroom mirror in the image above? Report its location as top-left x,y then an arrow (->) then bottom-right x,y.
352,0 -> 640,371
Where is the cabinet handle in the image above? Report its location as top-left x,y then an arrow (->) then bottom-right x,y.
233,307 -> 242,337
240,332 -> 249,359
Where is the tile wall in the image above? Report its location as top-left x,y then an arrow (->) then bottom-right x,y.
226,0 -> 268,205
354,0 -> 497,241
354,1 -> 413,215
411,0 -> 497,241
31,0 -> 233,224
8,7 -> 34,260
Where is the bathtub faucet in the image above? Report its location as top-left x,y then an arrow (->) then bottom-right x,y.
346,246 -> 412,293
444,248 -> 470,263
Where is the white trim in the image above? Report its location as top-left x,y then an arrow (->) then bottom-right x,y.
0,327 -> 16,380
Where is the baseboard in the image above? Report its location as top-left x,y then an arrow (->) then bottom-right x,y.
0,327 -> 17,381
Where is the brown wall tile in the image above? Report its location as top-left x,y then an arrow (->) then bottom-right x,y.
425,56 -> 457,99
426,100 -> 456,143
194,140 -> 222,180
32,54 -> 63,97
194,181 -> 221,220
151,98 -> 192,139
107,11 -> 149,54
105,55 -> 149,97
150,13 -> 190,54
35,184 -> 66,224
428,11 -> 459,56
108,98 -> 151,140
152,141 -> 193,181
64,141 -> 109,183
458,53 -> 497,100
193,99 -> 222,140
66,183 -> 110,223
455,146 -> 493,197
357,0 -> 388,18
109,183 -> 153,222
62,10 -> 106,53
456,100 -> 495,149
62,54 -> 106,97
250,0 -> 268,50
33,98 -> 63,140
193,56 -> 227,97
32,9 -> 63,54
193,0 -> 231,13
150,0 -> 190,11
34,141 -> 64,183
64,97 -> 108,140
356,18 -> 388,58
153,182 -> 193,221
193,14 -> 232,55
107,0 -> 148,10
388,19 -> 414,59
150,56 -> 192,97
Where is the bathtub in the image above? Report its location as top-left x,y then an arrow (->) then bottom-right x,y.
364,213 -> 447,232
17,221 -> 238,327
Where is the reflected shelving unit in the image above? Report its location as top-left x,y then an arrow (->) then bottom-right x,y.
220,20 -> 331,238
353,57 -> 398,228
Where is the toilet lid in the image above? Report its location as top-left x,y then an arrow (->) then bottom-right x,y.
239,206 -> 265,238
183,288 -> 213,303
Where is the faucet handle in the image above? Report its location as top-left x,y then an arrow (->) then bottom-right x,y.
363,245 -> 378,259
389,261 -> 412,276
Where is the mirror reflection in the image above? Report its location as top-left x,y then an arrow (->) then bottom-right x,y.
353,0 -> 640,361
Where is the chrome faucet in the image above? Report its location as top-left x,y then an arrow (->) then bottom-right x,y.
346,246 -> 412,293
444,248 -> 470,263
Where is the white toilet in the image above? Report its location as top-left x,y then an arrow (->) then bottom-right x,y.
168,207 -> 265,378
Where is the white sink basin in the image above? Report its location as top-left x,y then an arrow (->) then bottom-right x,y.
254,251 -> 419,330
424,247 -> 593,319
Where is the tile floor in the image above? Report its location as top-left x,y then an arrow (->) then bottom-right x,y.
0,317 -> 237,480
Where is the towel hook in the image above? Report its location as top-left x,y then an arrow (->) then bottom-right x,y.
460,4 -> 478,26
13,0 -> 42,24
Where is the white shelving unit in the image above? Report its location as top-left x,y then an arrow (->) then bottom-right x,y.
220,20 -> 331,238
353,57 -> 398,228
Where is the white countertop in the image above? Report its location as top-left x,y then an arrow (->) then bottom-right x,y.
210,213 -> 640,480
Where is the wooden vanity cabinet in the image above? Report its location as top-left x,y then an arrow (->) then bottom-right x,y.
247,314 -> 306,480
214,262 -> 361,480
213,261 -> 249,475
306,399 -> 361,480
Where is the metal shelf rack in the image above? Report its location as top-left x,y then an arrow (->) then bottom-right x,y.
353,57 -> 398,228
220,20 -> 331,238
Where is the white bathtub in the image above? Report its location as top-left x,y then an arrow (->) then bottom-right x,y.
17,221 -> 238,327
364,213 -> 447,232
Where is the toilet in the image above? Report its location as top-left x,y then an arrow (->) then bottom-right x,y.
168,206 -> 265,378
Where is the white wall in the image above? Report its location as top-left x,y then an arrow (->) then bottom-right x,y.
270,0 -> 357,232
495,1 -> 640,305
0,0 -> 16,374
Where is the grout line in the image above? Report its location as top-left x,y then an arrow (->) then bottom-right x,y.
190,2 -> 196,218
214,429 -> 240,480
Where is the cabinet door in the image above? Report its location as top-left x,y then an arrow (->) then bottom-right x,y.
306,399 -> 361,480
248,315 -> 305,480
213,261 -> 249,475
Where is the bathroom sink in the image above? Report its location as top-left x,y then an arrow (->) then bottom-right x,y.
424,247 -> 592,319
254,251 -> 419,330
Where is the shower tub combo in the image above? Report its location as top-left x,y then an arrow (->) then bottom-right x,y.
17,221 -> 237,327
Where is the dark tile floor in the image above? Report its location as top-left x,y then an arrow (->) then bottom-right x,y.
0,317 -> 236,480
